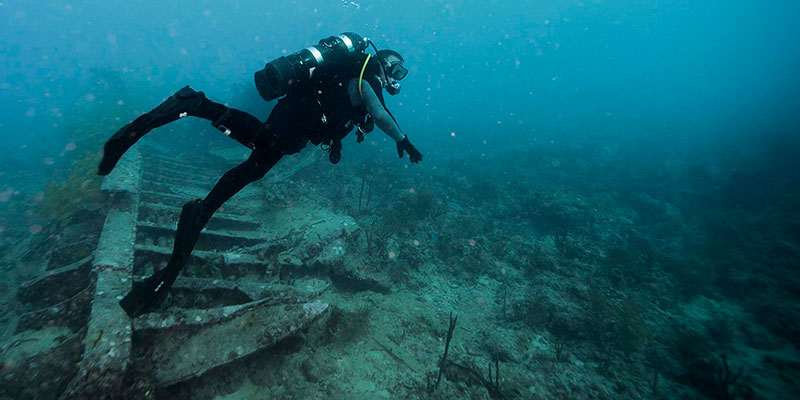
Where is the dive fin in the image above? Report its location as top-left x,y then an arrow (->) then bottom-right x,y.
98,86 -> 205,175
119,265 -> 180,318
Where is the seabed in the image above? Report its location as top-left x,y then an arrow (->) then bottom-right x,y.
1,142 -> 798,399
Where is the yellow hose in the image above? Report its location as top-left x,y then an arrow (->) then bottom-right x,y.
359,53 -> 371,99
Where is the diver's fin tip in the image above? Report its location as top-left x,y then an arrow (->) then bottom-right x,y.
119,266 -> 181,318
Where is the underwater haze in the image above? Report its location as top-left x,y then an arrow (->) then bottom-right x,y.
2,1 -> 799,399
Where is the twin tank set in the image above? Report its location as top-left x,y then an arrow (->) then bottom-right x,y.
254,32 -> 369,102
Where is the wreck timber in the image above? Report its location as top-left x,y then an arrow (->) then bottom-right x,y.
3,145 -> 334,400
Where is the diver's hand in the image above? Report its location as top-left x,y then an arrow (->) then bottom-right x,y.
396,136 -> 422,163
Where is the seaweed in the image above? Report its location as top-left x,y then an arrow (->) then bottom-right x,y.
516,293 -> 556,329
430,312 -> 457,391
583,283 -> 650,356
554,339 -> 571,363
38,153 -> 106,228
714,354 -> 744,400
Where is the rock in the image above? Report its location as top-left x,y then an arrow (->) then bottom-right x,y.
476,328 -> 524,363
278,251 -> 304,268
301,354 -> 335,383
310,239 -> 346,272
0,333 -> 83,400
330,258 -> 392,293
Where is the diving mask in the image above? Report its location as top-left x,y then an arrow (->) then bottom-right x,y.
384,62 -> 407,95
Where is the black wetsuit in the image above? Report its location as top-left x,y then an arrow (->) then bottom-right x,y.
116,73 -> 384,317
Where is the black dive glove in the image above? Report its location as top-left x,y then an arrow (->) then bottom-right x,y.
396,136 -> 423,163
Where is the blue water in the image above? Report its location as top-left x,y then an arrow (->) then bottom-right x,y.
1,1 -> 799,399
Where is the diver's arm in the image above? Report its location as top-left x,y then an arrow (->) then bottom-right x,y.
348,78 -> 422,163
349,78 -> 405,142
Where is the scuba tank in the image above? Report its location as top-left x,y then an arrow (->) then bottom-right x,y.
254,32 -> 369,102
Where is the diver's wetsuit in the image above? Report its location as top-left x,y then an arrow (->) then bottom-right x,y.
111,87 -> 288,317
111,71 -> 417,318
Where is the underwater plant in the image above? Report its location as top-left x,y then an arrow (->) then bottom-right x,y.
36,69 -> 148,228
612,295 -> 650,356
602,234 -> 663,288
674,336 -> 752,400
519,293 -> 556,329
430,312 -> 458,391
38,153 -> 106,228
554,339 -> 571,363
583,283 -> 650,357
552,225 -> 583,260
714,354 -> 744,400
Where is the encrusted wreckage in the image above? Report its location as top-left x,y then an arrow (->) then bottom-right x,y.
1,145 -> 358,399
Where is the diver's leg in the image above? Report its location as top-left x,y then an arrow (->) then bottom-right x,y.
210,108 -> 263,150
170,145 -> 282,265
118,146 -> 282,317
98,86 -> 214,175
98,86 -> 263,175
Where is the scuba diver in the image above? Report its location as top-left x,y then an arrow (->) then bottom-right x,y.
99,33 -> 422,318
